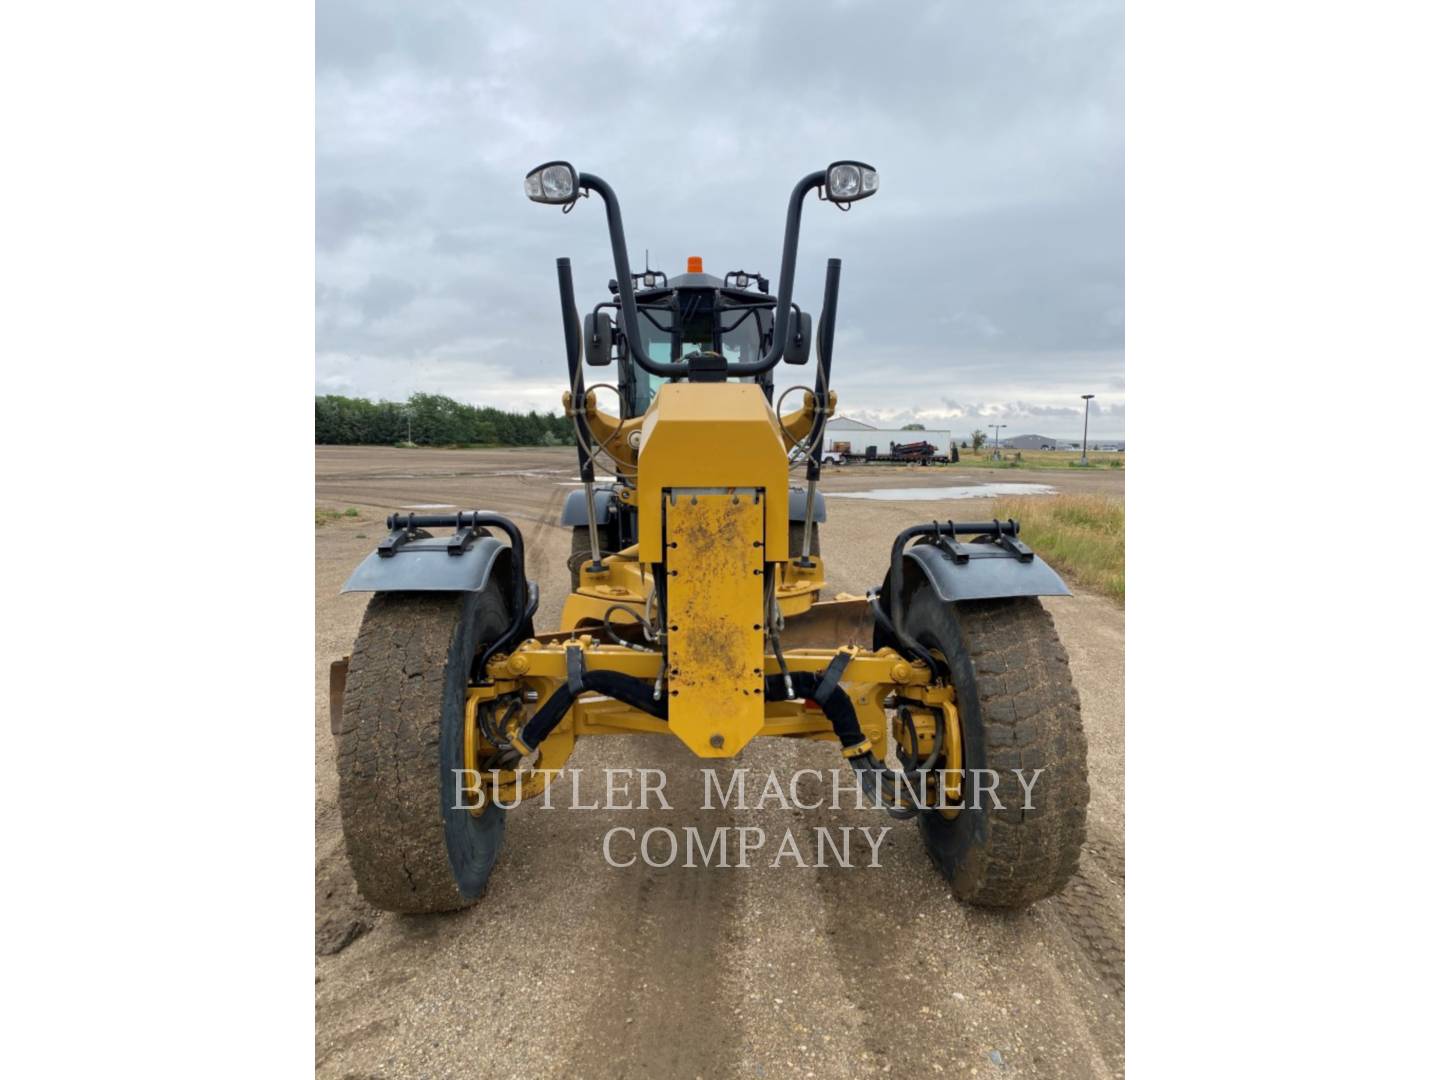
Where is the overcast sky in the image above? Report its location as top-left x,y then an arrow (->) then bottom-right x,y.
317,0 -> 1124,441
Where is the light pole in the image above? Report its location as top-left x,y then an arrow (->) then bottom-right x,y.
991,423 -> 1006,461
1080,394 -> 1095,465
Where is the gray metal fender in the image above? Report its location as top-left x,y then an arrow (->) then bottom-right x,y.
560,485 -> 615,527
892,541 -> 1071,603
787,486 -> 827,523
342,535 -> 511,593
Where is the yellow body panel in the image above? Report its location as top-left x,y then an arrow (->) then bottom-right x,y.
664,490 -> 767,756
636,383 -> 790,564
558,543 -> 824,631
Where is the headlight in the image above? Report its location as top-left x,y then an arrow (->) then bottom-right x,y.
524,161 -> 579,204
825,160 -> 878,203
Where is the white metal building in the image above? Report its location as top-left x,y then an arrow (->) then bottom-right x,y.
822,417 -> 953,457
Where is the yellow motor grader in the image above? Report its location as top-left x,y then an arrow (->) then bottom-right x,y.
331,161 -> 1088,913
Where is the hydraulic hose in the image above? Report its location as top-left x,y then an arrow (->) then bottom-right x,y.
763,670 -> 865,750
763,656 -> 929,820
516,670 -> 666,753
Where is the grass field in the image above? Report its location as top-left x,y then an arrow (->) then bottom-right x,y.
959,449 -> 1124,470
315,506 -> 360,526
993,493 -> 1125,603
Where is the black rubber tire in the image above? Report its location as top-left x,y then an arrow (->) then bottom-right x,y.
900,586 -> 1088,908
335,584 -> 509,913
787,521 -> 821,559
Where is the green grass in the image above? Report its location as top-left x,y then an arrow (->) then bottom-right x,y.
966,457 -> 1024,469
961,449 -> 1124,471
992,493 -> 1125,604
316,507 -> 361,526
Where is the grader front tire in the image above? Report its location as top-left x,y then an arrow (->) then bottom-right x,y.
901,587 -> 1089,908
335,585 -> 509,913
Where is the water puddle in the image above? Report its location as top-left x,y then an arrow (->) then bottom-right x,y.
827,482 -> 1057,502
400,503 -> 457,510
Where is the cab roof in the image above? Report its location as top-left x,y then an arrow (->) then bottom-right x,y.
664,270 -> 725,289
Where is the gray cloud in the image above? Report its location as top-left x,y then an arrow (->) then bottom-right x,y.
315,185 -> 422,252
317,0 -> 1123,438
352,274 -> 418,321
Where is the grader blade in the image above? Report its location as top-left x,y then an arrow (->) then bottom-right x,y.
329,657 -> 349,736
779,595 -> 875,649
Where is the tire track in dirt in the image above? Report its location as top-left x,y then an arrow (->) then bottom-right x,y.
792,765 -> 1122,1077
778,766 -> 918,1070
564,740 -> 745,1080
1052,826 -> 1126,999
524,483 -> 569,624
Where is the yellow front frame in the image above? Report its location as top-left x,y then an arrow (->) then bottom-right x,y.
461,639 -> 952,808
453,355 -> 961,809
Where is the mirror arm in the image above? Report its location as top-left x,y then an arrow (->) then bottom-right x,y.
725,170 -> 826,377
762,171 -> 825,371
577,172 -> 687,378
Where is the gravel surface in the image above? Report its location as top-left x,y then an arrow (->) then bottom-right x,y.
315,446 -> 1125,1079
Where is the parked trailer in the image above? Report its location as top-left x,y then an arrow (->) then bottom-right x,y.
888,439 -> 938,461
825,439 -> 945,465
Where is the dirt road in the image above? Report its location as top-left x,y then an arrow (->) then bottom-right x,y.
315,447 -> 1125,1079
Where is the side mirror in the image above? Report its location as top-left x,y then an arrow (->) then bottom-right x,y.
824,161 -> 878,204
524,161 -> 579,205
584,312 -> 614,366
783,311 -> 812,365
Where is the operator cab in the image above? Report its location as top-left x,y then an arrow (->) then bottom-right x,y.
607,257 -> 791,416
547,160 -> 872,421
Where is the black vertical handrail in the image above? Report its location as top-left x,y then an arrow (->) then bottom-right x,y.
556,257 -> 593,484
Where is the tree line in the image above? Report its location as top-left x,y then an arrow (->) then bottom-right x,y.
316,393 -> 573,447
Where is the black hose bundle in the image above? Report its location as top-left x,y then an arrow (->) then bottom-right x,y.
762,655 -> 933,820
516,669 -> 666,752
763,670 -> 864,747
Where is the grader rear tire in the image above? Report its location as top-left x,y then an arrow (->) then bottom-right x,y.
335,583 -> 510,913
569,526 -> 615,592
788,520 -> 820,558
900,585 -> 1088,907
